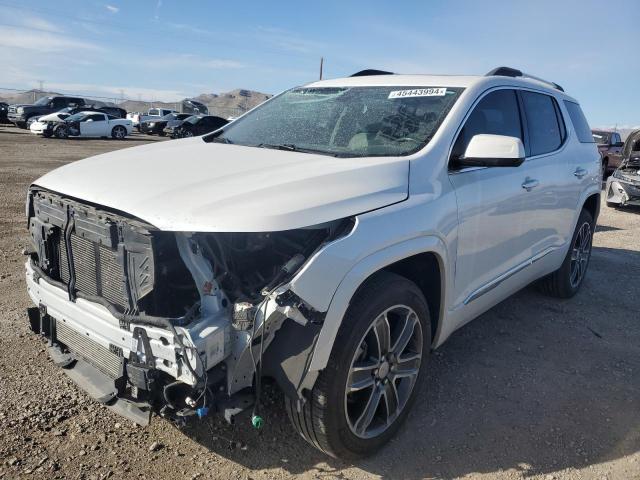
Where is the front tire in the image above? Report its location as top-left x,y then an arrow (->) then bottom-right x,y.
538,209 -> 594,298
53,124 -> 68,139
285,271 -> 431,459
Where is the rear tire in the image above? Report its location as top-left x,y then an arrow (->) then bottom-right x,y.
285,271 -> 431,459
538,209 -> 594,298
601,158 -> 609,179
111,125 -> 126,140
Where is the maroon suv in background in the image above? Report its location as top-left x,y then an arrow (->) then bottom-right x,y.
592,129 -> 624,175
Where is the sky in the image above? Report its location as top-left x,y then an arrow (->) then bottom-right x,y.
0,0 -> 638,127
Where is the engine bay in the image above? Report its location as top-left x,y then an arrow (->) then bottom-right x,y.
26,187 -> 352,425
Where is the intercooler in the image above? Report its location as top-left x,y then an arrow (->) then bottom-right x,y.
58,233 -> 129,309
55,319 -> 124,378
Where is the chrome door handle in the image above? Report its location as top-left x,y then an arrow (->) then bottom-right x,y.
574,168 -> 587,178
521,178 -> 539,191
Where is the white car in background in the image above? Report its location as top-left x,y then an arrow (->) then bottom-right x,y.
32,111 -> 133,139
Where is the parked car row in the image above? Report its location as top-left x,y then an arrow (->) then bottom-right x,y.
30,111 -> 133,140
128,99 -> 210,130
3,95 -> 228,141
8,95 -> 88,128
162,114 -> 228,138
138,112 -> 192,135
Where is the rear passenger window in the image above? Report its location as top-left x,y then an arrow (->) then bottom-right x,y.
521,91 -> 563,155
451,89 -> 522,160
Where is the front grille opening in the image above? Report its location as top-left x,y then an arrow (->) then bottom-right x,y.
30,190 -> 201,319
53,230 -> 198,318
139,233 -> 199,318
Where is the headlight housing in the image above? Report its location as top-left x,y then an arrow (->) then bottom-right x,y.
17,107 -> 24,114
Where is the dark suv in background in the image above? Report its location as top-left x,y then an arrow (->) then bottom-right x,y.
8,96 -> 86,128
592,129 -> 624,174
0,102 -> 9,123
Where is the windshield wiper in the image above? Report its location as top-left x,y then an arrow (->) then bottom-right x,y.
255,143 -> 339,157
210,136 -> 233,144
255,143 -> 297,151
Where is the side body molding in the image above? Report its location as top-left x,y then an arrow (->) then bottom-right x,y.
293,234 -> 449,374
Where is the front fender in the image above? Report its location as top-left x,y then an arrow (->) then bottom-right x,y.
300,234 -> 449,374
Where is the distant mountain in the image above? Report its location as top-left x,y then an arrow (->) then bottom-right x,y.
0,88 -> 272,117
119,89 -> 270,117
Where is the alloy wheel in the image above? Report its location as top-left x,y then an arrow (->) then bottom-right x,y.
345,305 -> 423,439
570,221 -> 592,288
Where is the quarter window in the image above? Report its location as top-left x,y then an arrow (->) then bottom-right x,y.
520,91 -> 563,156
564,101 -> 593,143
451,89 -> 522,160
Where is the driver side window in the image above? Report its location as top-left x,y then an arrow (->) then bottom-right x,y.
451,89 -> 523,163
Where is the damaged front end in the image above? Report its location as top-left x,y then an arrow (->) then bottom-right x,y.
25,188 -> 352,426
606,130 -> 640,207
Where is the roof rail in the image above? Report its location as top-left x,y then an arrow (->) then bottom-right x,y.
485,66 -> 564,92
350,69 -> 393,77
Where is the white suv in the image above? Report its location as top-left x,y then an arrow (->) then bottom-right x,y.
25,67 -> 600,459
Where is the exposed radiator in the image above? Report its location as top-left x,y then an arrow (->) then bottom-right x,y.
56,320 -> 124,378
59,234 -> 129,309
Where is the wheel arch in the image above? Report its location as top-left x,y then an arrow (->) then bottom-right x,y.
582,191 -> 600,224
112,125 -> 123,133
381,252 -> 442,345
304,235 -> 449,375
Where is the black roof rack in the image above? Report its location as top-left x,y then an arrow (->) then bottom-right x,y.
486,66 -> 523,77
350,69 -> 393,77
485,66 -> 564,92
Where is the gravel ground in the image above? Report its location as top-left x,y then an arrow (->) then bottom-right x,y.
0,125 -> 638,480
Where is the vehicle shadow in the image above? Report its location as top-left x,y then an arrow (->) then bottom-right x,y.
180,245 -> 640,479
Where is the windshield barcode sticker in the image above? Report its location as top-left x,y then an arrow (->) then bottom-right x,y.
388,88 -> 447,99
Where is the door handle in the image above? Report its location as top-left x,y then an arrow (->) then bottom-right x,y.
521,178 -> 539,191
574,168 -> 587,178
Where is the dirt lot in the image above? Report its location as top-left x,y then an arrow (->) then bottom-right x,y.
0,125 -> 638,480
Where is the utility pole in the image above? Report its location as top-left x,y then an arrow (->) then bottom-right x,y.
38,80 -> 43,92
319,57 -> 324,80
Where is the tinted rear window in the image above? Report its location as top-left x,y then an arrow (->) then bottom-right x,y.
564,101 -> 594,143
521,91 -> 563,156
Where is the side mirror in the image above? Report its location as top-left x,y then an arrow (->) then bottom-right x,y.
457,134 -> 525,168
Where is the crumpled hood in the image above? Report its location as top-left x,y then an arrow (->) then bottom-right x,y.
32,138 -> 409,232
